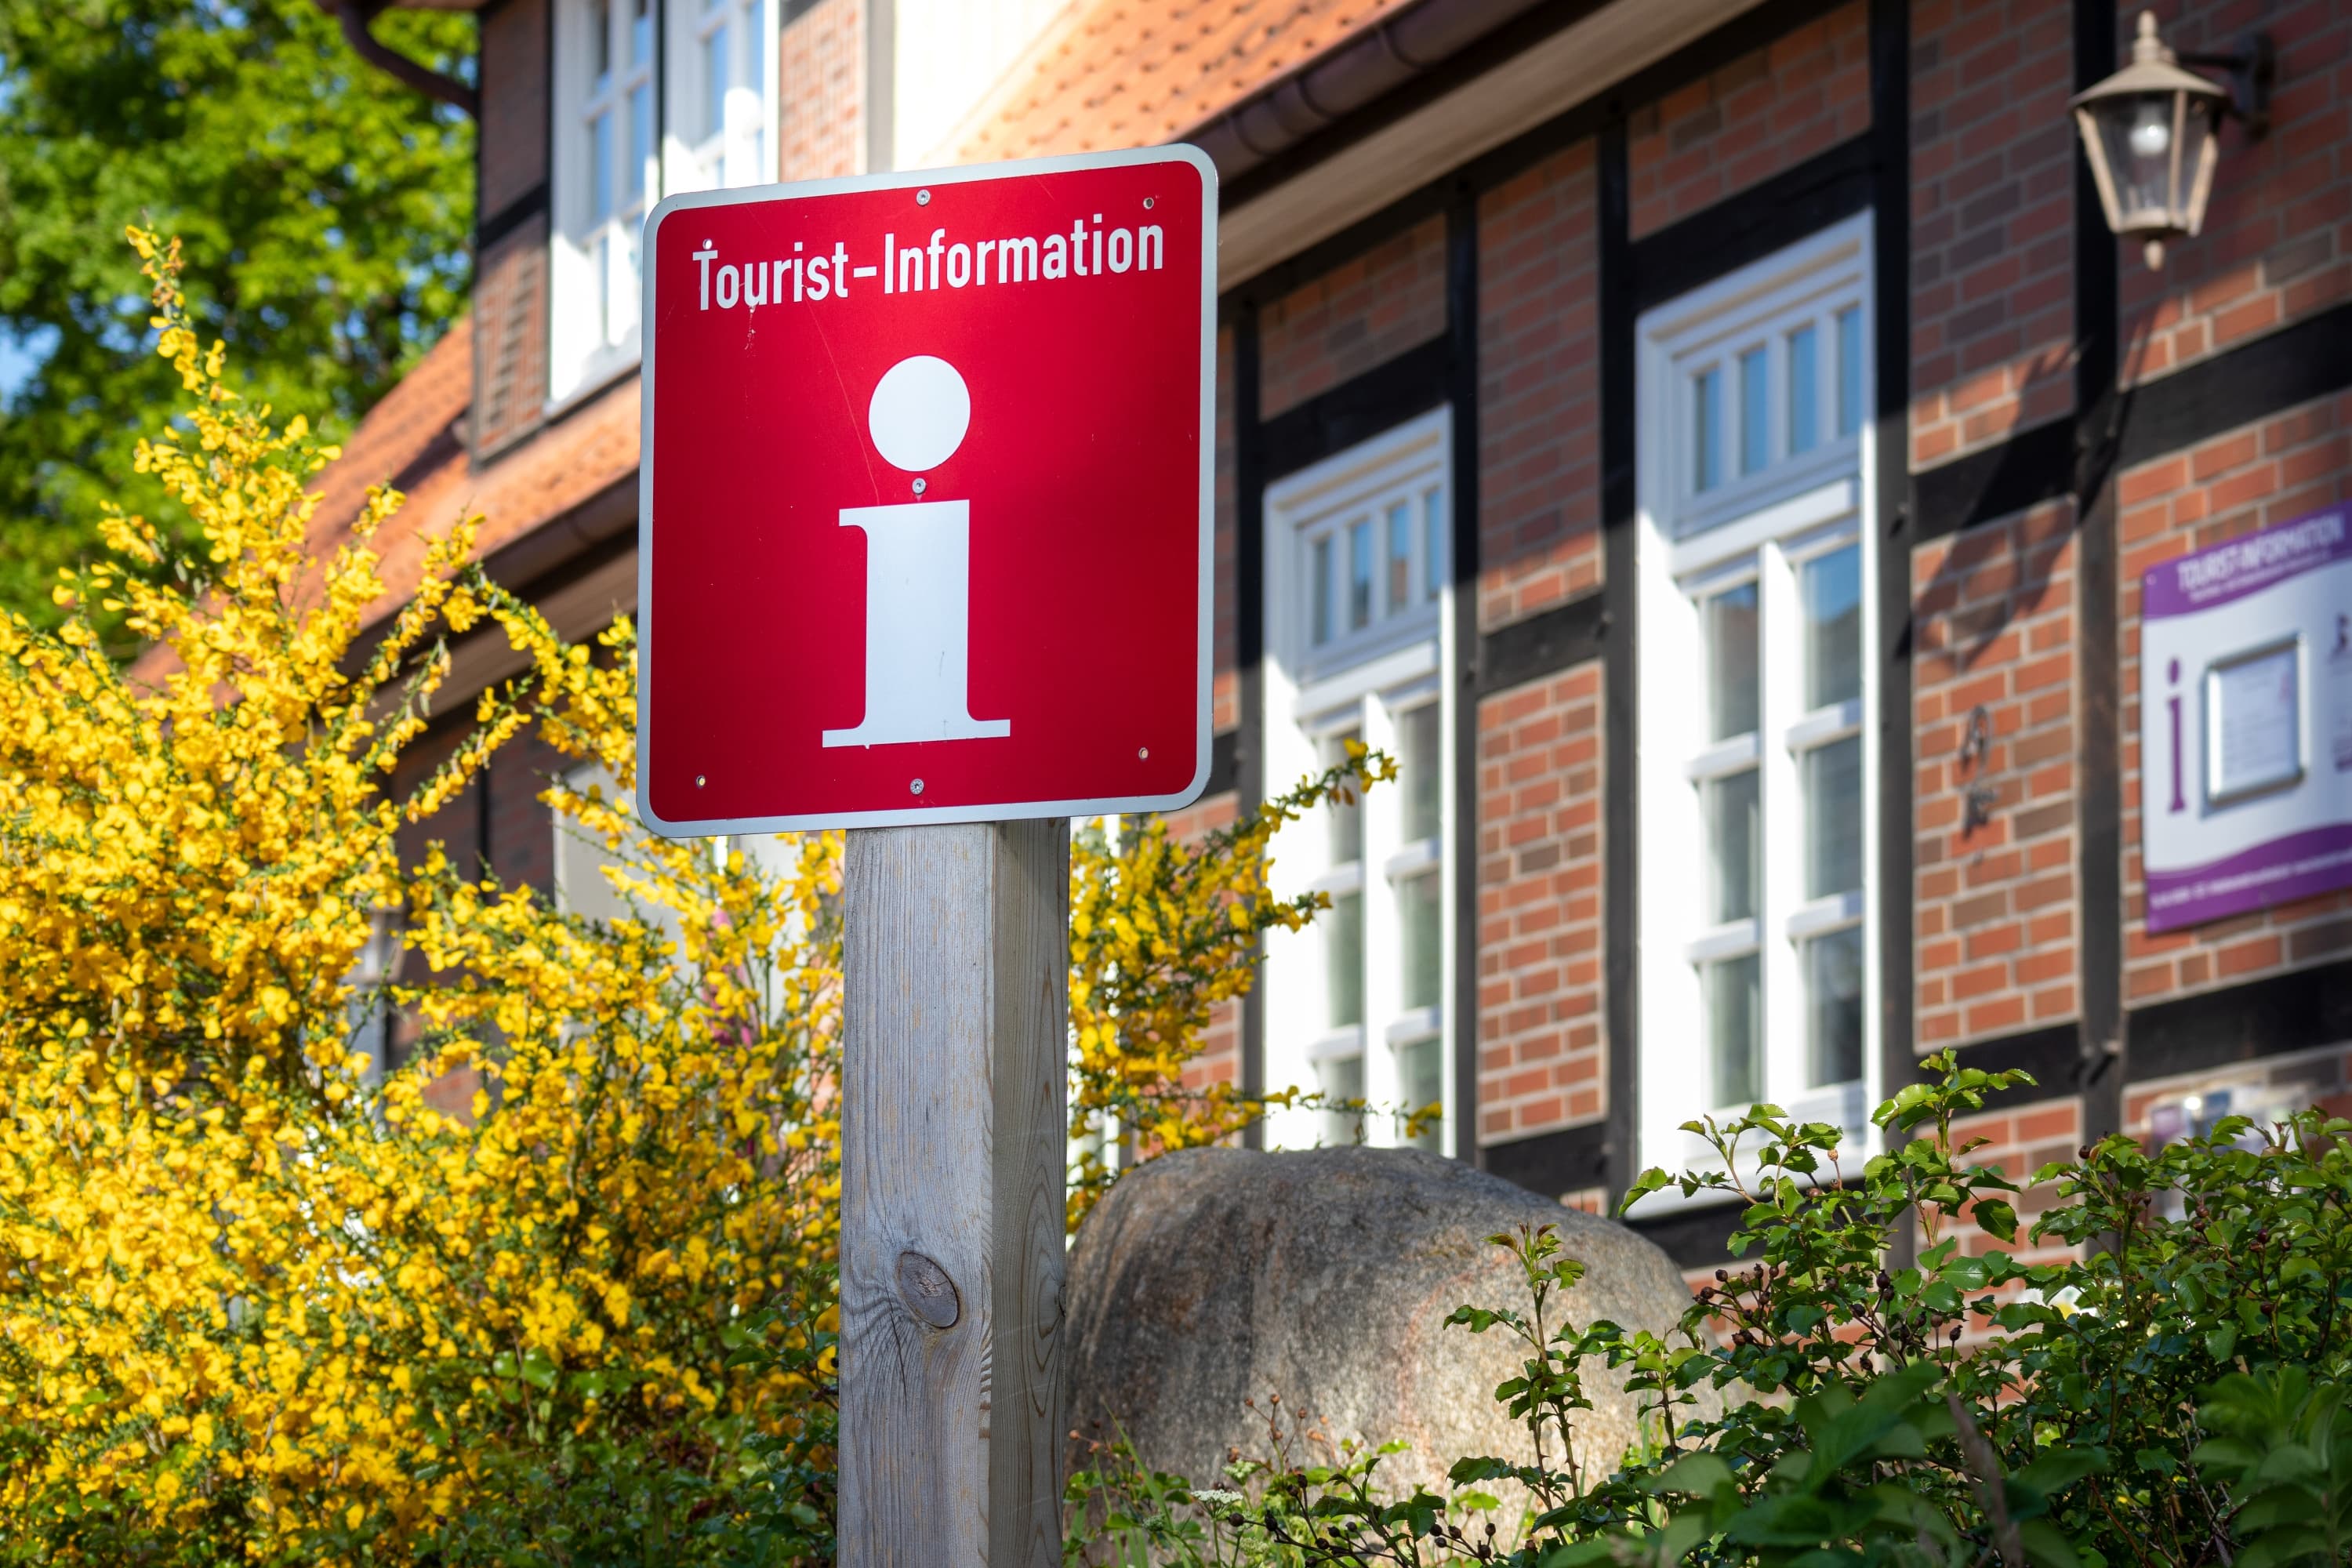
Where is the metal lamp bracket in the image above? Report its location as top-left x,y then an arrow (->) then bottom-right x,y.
2180,31 -> 2274,139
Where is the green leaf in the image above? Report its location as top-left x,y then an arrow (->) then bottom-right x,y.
1974,1199 -> 2018,1242
2019,1518 -> 2085,1568
1648,1451 -> 1735,1497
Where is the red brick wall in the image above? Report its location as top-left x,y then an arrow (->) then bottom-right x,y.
1256,215 -> 1447,421
2118,391 -> 2352,1005
478,0 -> 549,220
2120,0 -> 2351,385
472,223 -> 549,457
1627,1 -> 1871,240
1159,790 -> 1246,1098
1476,140 -> 1602,631
1940,1097 -> 2083,1267
1911,499 -> 2080,1049
1475,662 -> 1606,1143
472,0 -> 551,458
1909,0 -> 2076,468
780,0 -> 865,183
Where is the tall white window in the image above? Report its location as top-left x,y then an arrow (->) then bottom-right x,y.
550,0 -> 779,406
1633,214 -> 1878,1191
1261,408 -> 1457,1157
666,0 -> 778,195
551,0 -> 659,402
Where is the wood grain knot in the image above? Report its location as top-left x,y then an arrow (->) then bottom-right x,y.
895,1250 -> 961,1329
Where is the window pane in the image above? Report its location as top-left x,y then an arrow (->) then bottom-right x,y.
1386,500 -> 1411,612
1319,1051 -> 1365,1145
1399,871 -> 1441,1011
1423,488 -> 1443,601
1311,535 -> 1333,646
1706,768 -> 1759,924
1707,953 -> 1762,1109
630,0 -> 652,66
1399,703 -> 1440,843
1804,735 -> 1864,899
1739,345 -> 1768,476
593,0 -> 613,84
619,227 -> 641,338
1836,305 -> 1863,438
589,109 -> 613,223
1788,325 -> 1819,455
594,230 -> 612,346
705,23 -> 730,140
1347,517 -> 1373,631
1802,543 -> 1862,710
1325,730 -> 1363,865
1693,367 -> 1722,492
627,82 -> 652,204
1704,582 -> 1759,741
1807,926 -> 1864,1088
1399,1037 -> 1443,1152
1327,891 -> 1363,1029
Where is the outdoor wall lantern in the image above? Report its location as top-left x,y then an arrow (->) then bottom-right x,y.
2071,11 -> 2273,268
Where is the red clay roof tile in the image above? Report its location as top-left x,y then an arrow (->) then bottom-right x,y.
950,0 -> 1419,165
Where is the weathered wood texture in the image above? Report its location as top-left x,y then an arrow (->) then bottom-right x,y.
841,822 -> 1069,1568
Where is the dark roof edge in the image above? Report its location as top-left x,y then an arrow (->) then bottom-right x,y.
1177,0 -> 1564,181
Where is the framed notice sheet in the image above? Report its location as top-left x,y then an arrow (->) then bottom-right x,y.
2204,638 -> 2303,806
2140,506 -> 2352,932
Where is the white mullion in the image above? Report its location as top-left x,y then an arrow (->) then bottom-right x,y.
1360,693 -> 1401,1141
1757,535 -> 1809,1112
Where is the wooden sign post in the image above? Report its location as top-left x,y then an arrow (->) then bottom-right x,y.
634,147 -> 1213,1568
840,820 -> 1069,1566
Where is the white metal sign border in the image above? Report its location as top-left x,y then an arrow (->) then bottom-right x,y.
635,143 -> 1220,837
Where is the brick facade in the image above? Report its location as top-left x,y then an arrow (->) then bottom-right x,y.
477,0 -> 549,220
1908,0 -> 2076,467
1627,0 -> 1871,241
2117,390 -> 2352,1005
2119,0 -> 2351,385
1940,1097 -> 2084,1266
1256,215 -> 1447,421
471,223 -> 550,457
1160,789 -> 1247,1099
472,0 -> 551,459
1476,141 -> 1602,631
779,0 -> 865,183
1911,499 -> 2082,1048
1474,662 -> 1607,1142
296,0 -> 2351,1246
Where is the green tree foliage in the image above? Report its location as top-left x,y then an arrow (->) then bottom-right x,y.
0,0 -> 474,633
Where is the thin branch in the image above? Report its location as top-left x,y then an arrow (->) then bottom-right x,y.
320,0 -> 478,119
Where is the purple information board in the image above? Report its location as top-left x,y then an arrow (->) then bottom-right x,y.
2139,506 -> 2352,933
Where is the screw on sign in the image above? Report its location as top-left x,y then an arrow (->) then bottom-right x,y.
637,147 -> 1216,1567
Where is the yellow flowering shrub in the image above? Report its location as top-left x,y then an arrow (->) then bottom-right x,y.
0,232 -> 1385,1564
1066,748 -> 1391,1225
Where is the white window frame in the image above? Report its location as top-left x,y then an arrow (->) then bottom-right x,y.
550,0 -> 661,405
664,0 -> 779,197
1259,407 -> 1460,1158
550,0 -> 780,408
1631,213 -> 1880,1204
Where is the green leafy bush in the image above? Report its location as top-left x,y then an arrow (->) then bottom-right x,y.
1065,1053 -> 2352,1566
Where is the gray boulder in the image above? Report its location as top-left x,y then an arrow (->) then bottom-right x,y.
1061,1145 -> 1705,1496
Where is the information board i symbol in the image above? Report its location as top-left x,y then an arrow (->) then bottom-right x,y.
822,354 -> 1013,749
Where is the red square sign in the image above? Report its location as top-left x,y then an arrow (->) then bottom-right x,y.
637,147 -> 1216,834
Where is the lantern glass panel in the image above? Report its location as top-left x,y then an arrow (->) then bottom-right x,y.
2098,92 -> 2186,225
